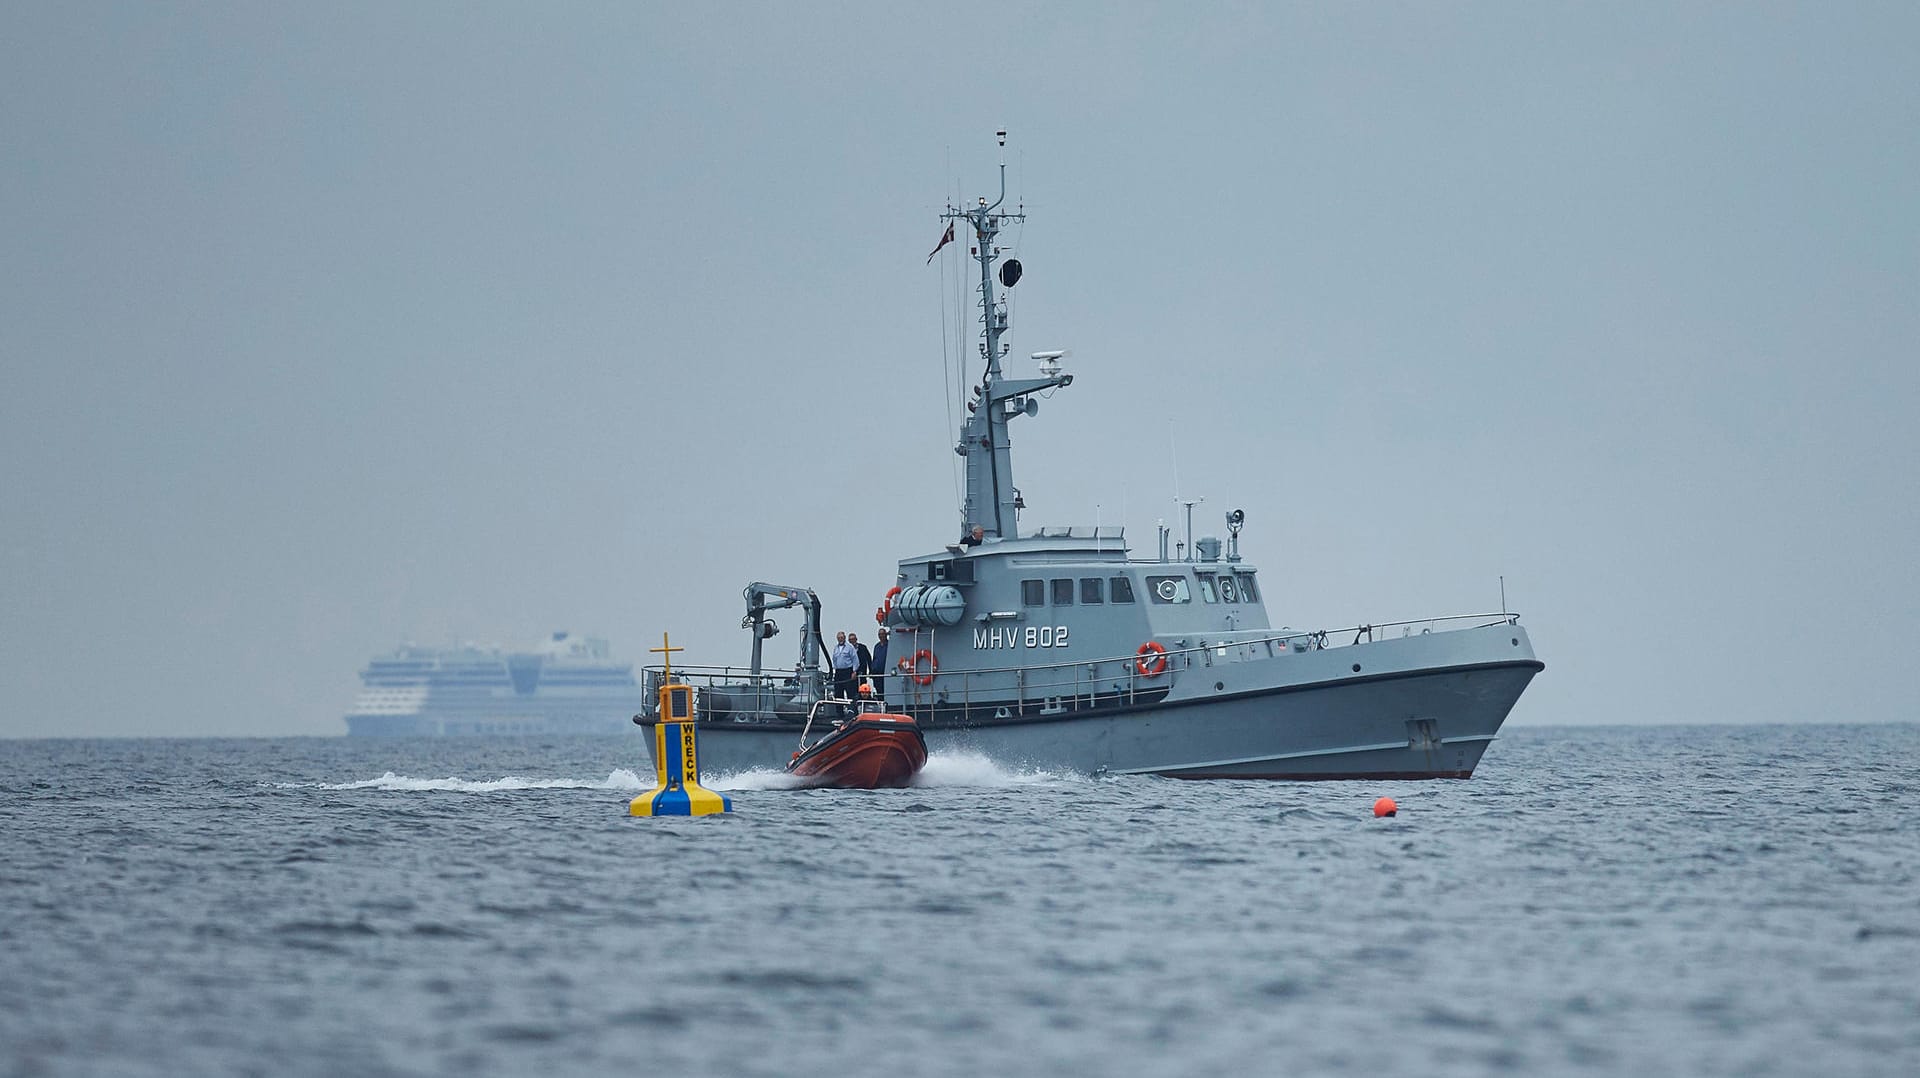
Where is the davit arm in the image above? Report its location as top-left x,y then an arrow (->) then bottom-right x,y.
742,582 -> 822,678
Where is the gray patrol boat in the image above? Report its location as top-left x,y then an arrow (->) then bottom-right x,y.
640,136 -> 1544,779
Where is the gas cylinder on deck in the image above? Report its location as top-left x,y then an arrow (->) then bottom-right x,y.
891,584 -> 966,627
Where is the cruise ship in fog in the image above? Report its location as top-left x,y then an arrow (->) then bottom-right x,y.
344,632 -> 643,736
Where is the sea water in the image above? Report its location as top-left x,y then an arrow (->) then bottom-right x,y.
2,724 -> 1916,1077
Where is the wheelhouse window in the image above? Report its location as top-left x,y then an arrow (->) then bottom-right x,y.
1236,572 -> 1259,602
1021,579 -> 1045,607
1218,575 -> 1239,603
1196,574 -> 1218,603
1146,575 -> 1190,604
1110,576 -> 1135,603
1080,578 -> 1104,604
1050,578 -> 1074,606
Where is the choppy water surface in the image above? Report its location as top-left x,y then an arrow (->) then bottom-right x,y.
3,724 -> 1917,1077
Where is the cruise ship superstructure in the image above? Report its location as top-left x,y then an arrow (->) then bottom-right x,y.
345,632 -> 643,736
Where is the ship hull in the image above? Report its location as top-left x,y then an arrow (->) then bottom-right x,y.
655,649 -> 1541,780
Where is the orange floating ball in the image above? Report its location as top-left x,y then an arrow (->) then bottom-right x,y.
1373,796 -> 1398,818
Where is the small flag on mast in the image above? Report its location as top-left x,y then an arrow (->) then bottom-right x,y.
926,222 -> 955,264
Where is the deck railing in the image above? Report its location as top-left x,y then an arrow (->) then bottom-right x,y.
640,611 -> 1520,725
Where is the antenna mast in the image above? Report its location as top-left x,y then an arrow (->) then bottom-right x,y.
1177,497 -> 1203,561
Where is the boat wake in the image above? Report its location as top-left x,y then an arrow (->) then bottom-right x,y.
705,768 -> 811,792
704,750 -> 1085,791
913,750 -> 1086,787
274,769 -> 651,793
275,752 -> 1086,796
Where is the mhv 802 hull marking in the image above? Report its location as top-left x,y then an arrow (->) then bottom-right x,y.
974,625 -> 1071,650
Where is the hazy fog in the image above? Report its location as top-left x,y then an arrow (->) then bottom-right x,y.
4,3 -> 1915,737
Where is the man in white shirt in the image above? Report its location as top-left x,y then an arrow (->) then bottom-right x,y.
829,631 -> 858,714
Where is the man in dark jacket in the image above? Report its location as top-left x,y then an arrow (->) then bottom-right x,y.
869,628 -> 890,703
850,632 -> 872,705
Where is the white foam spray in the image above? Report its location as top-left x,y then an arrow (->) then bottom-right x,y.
274,751 -> 1089,796
704,768 -> 809,792
911,750 -> 1084,788
274,769 -> 650,793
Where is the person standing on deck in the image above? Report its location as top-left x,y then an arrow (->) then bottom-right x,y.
869,628 -> 890,703
850,632 -> 872,703
830,631 -> 858,714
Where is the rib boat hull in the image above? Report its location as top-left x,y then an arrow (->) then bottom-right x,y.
786,715 -> 929,789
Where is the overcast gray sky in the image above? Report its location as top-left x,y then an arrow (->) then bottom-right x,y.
4,3 -> 1915,738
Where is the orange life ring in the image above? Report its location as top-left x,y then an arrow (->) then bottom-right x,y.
898,649 -> 937,686
876,585 -> 904,624
1135,641 -> 1168,678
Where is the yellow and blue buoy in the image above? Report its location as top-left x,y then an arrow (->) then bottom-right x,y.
631,634 -> 731,817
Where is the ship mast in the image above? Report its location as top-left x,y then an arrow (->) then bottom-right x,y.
944,130 -> 1070,544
